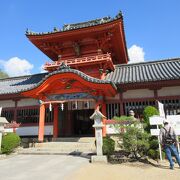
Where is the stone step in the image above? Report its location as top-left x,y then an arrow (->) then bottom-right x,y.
34,147 -> 95,151
35,142 -> 95,148
18,141 -> 96,155
18,148 -> 95,156
52,137 -> 95,143
19,152 -> 95,159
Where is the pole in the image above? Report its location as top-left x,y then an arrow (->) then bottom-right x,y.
157,125 -> 162,161
0,132 -> 2,153
177,137 -> 180,156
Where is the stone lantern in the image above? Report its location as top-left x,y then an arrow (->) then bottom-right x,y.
90,110 -> 107,163
129,110 -> 135,118
0,117 -> 9,153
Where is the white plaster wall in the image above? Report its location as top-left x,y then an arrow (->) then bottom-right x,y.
158,86 -> 180,97
105,93 -> 119,100
123,89 -> 154,99
4,128 -> 13,133
6,125 -> 54,136
0,100 -> 15,108
17,98 -> 39,107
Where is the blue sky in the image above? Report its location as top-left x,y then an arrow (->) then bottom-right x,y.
0,0 -> 180,76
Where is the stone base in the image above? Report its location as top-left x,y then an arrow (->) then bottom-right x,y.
91,155 -> 107,163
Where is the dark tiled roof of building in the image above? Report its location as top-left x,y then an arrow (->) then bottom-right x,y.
105,58 -> 180,84
0,73 -> 47,95
0,58 -> 179,95
25,12 -> 123,35
0,64 -> 116,95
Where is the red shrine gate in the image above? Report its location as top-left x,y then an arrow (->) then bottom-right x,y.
21,12 -> 126,141
22,64 -> 117,141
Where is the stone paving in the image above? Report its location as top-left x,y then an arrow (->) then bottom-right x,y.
0,154 -> 89,180
1,154 -> 180,180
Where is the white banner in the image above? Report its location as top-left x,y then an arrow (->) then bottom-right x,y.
149,115 -> 165,125
0,107 -> 2,116
150,129 -> 160,136
166,115 -> 180,129
158,101 -> 165,117
150,115 -> 180,136
151,128 -> 180,136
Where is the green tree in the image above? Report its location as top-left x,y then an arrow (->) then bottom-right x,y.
102,137 -> 115,157
0,69 -> 9,79
143,106 -> 159,132
122,126 -> 150,159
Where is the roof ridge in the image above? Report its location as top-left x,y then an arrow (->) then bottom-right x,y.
115,57 -> 180,67
20,67 -> 116,94
26,11 -> 123,36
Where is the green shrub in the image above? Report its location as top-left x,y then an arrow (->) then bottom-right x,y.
147,149 -> 159,160
122,126 -> 150,159
1,133 -> 21,154
113,116 -> 134,121
149,139 -> 159,150
147,149 -> 165,160
102,137 -> 115,156
147,137 -> 166,160
143,106 -> 159,132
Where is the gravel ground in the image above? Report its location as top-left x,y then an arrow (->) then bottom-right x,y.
66,160 -> 180,180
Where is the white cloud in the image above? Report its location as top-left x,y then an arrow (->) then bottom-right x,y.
128,45 -> 145,63
0,57 -> 34,77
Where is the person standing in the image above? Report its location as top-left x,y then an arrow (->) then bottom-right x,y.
159,119 -> 180,169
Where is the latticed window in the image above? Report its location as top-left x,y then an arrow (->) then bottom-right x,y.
1,108 -> 14,122
113,99 -> 180,119
17,107 -> 39,124
106,103 -> 120,119
123,100 -> 156,118
160,99 -> 180,115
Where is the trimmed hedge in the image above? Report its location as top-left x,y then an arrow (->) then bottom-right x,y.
102,137 -> 115,156
143,106 -> 159,132
1,133 -> 21,154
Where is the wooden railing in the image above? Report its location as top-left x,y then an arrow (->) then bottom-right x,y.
44,53 -> 113,71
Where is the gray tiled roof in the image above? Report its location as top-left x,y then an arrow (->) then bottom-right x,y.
0,73 -> 47,95
0,65 -> 116,95
26,12 -> 123,36
0,58 -> 179,95
105,58 -> 180,84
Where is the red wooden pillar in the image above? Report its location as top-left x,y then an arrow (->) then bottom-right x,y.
13,100 -> 18,122
53,104 -> 58,138
66,106 -> 72,136
119,92 -> 124,115
101,102 -> 107,137
38,104 -> 45,142
13,100 -> 18,133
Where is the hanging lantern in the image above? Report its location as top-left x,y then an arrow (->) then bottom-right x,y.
61,103 -> 64,111
49,103 -> 52,111
75,101 -> 78,109
72,101 -> 78,110
84,101 -> 89,109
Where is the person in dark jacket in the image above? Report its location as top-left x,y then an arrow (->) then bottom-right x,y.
159,119 -> 180,169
